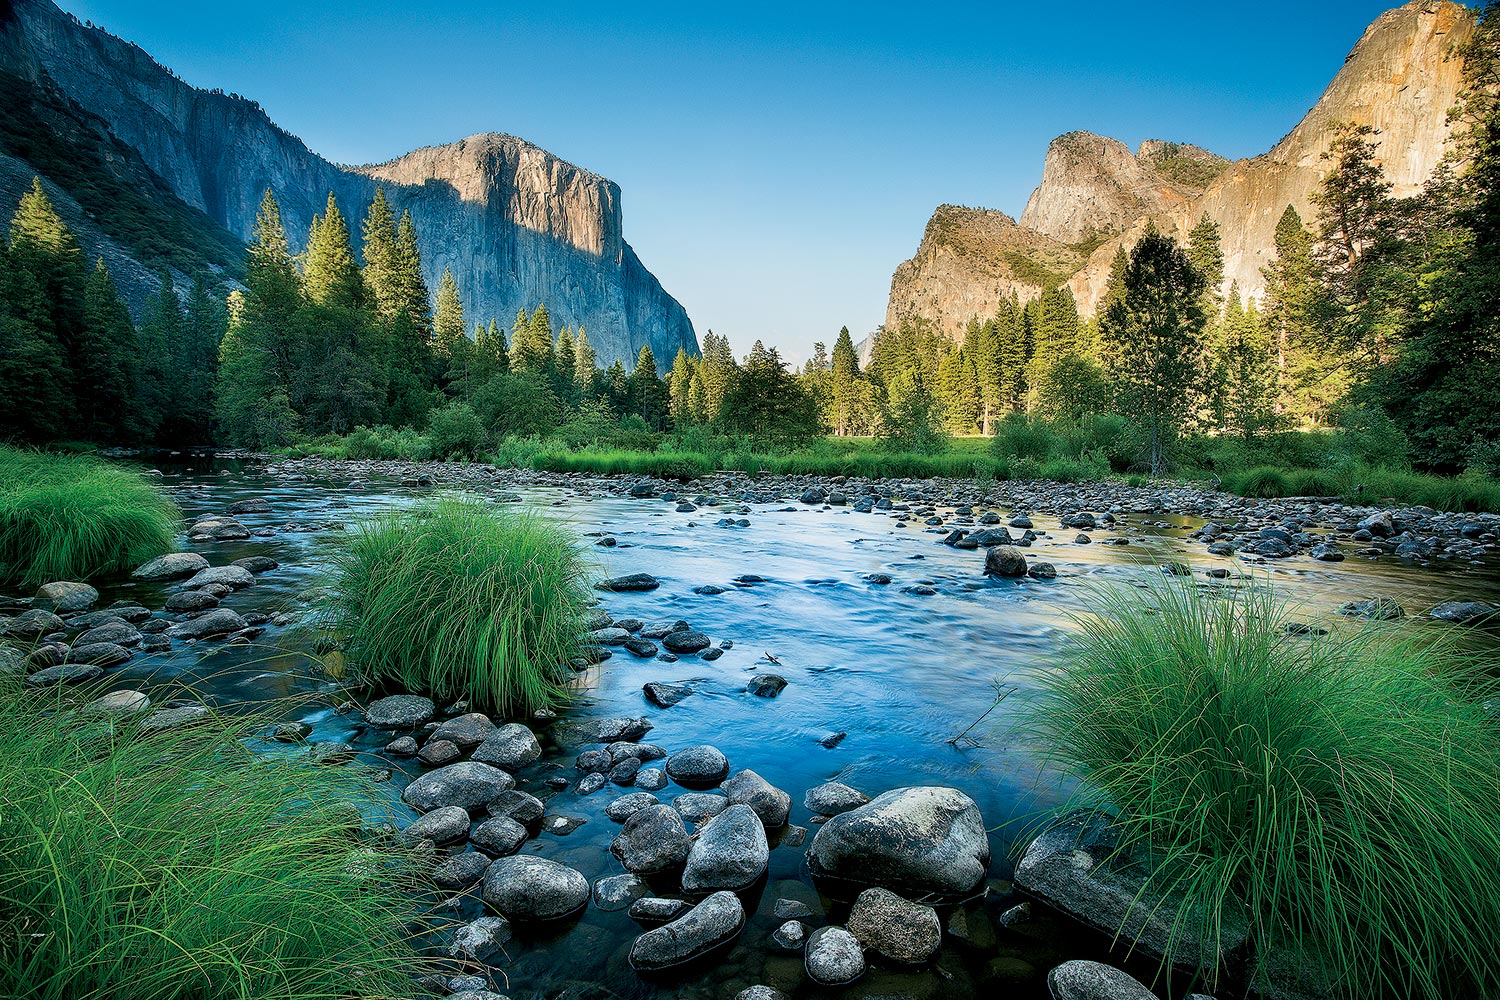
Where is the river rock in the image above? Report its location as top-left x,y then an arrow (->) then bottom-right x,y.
404,805 -> 471,845
481,855 -> 589,921
666,744 -> 730,786
1429,601 -> 1498,625
26,663 -> 102,686
165,609 -> 248,639
747,673 -> 787,697
674,792 -> 729,823
590,627 -> 632,645
402,761 -> 515,813
487,789 -> 545,824
681,804 -> 769,893
364,694 -> 435,728
431,712 -> 497,747
76,621 -> 141,647
771,919 -> 808,950
64,642 -> 131,667
552,716 -> 654,746
593,873 -> 651,911
984,546 -> 1028,578
805,926 -> 865,986
432,850 -> 492,891
606,791 -> 660,822
132,552 -> 210,581
808,786 -> 989,899
0,609 -> 65,638
138,704 -> 210,734
1014,810 -> 1249,972
643,681 -> 693,707
847,886 -> 941,963
417,737 -> 458,765
629,896 -> 691,924
165,591 -> 219,612
661,630 -> 711,654
183,565 -> 256,590
804,781 -> 870,816
611,803 -> 691,873
1309,543 -> 1344,562
722,769 -> 791,827
1339,598 -> 1404,621
231,555 -> 279,574
470,816 -> 529,856
628,890 -> 745,971
1046,960 -> 1157,1000
443,915 -> 511,963
596,573 -> 660,592
86,689 -> 151,715
471,723 -> 542,770
1028,562 -> 1058,580
34,581 -> 98,613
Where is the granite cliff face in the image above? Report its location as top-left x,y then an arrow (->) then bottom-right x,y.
0,0 -> 696,365
887,0 -> 1473,335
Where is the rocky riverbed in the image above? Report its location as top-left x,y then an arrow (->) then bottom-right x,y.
4,454 -> 1498,1000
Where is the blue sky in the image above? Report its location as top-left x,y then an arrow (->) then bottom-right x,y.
66,0 -> 1399,362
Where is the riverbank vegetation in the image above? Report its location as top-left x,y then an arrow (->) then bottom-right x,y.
1032,580 -> 1500,999
0,446 -> 177,587
0,683 -> 435,1000
316,497 -> 591,715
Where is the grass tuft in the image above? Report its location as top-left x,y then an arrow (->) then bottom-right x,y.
315,496 -> 591,716
0,446 -> 178,587
1030,579 -> 1500,999
0,682 -> 436,1000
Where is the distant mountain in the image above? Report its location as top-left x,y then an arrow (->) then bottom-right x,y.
886,0 -> 1474,336
0,0 -> 697,367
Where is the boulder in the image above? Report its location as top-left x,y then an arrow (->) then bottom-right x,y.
76,621 -> 141,647
804,781 -> 870,816
431,713 -> 497,747
0,609 -> 65,638
64,642 -> 131,667
593,873 -> 651,911
131,552 -> 210,581
1339,598 -> 1404,621
486,789 -> 546,824
433,852 -> 494,890
231,555 -> 279,574
628,890 -> 745,971
661,630 -> 711,654
364,694 -> 435,729
470,816 -> 529,856
183,565 -> 256,590
605,791 -> 660,822
643,681 -> 693,707
481,855 -> 589,921
443,915 -> 511,963
611,803 -> 691,873
596,573 -> 660,592
403,805 -> 471,845
665,744 -> 730,786
681,804 -> 769,893
846,887 -> 940,963
805,926 -> 865,986
164,591 -> 219,613
33,581 -> 98,613
722,769 -> 791,827
165,609 -> 248,639
138,704 -> 210,734
1429,601 -> 1498,626
1046,960 -> 1156,1000
86,690 -> 150,715
984,546 -> 1028,578
808,786 -> 989,899
470,723 -> 542,770
747,674 -> 787,698
401,761 -> 515,813
26,663 -> 102,686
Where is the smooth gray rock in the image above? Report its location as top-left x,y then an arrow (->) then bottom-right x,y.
481,855 -> 589,921
132,552 -> 210,581
138,704 -> 210,734
34,581 -> 98,613
605,791 -> 660,822
164,591 -> 219,613
1046,960 -> 1156,1000
596,573 -> 660,592
846,886 -> 941,963
771,919 -> 808,950
0,609 -> 65,638
808,786 -> 989,899
402,761 -> 515,814
471,723 -> 542,770
86,689 -> 150,715
231,555 -> 279,573
432,851 -> 493,890
1429,601 -> 1498,625
470,816 -> 528,856
365,694 -> 435,728
661,629 -> 711,654
983,545 -> 1028,577
593,873 -> 651,911
404,805 -> 471,845
747,673 -> 787,697
486,789 -> 545,824
431,712 -> 497,747
643,681 -> 693,707
165,609 -> 247,639
735,988 -> 786,1000
443,915 -> 511,963
805,925 -> 865,986
682,804 -> 769,893
628,890 -> 745,971
611,804 -> 691,874
673,792 -> 729,823
628,896 -> 691,924
722,769 -> 791,828
64,641 -> 130,667
804,780 -> 870,817
183,565 -> 256,590
76,621 -> 141,647
26,663 -> 102,686
666,744 -> 730,786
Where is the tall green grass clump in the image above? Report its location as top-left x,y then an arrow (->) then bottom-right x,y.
0,447 -> 178,587
0,683 -> 435,1000
1031,580 -> 1500,999
318,496 -> 591,715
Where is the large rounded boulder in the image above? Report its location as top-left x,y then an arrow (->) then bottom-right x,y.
807,786 -> 989,900
481,855 -> 589,921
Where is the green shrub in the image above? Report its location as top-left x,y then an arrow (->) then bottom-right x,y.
316,496 -> 591,715
1328,402 -> 1412,469
1223,465 -> 1290,498
0,683 -> 433,1000
342,425 -> 434,461
426,401 -> 487,459
0,448 -> 178,587
1031,580 -> 1500,999
991,413 -> 1057,461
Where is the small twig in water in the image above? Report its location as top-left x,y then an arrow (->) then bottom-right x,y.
763,652 -> 782,665
949,680 -> 1016,748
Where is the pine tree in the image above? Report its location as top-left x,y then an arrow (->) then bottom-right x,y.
76,259 -> 140,441
668,347 -> 697,422
360,187 -> 399,318
1262,205 -> 1340,424
697,330 -> 738,421
829,326 -> 868,435
1186,213 -> 1225,312
7,177 -> 86,435
136,272 -> 183,439
433,268 -> 465,358
573,327 -> 597,392
303,192 -> 363,308
629,344 -> 670,428
555,326 -> 577,400
1102,227 -> 1208,473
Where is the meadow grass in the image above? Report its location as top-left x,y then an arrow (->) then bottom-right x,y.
316,496 -> 592,716
0,446 -> 178,588
1029,579 -> 1500,999
0,682 -> 436,1000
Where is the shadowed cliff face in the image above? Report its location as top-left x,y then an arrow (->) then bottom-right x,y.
0,0 -> 697,366
888,0 -> 1474,335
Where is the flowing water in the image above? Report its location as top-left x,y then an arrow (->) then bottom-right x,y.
85,457 -> 1500,999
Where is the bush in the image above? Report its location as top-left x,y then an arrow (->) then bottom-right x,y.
1328,402 -> 1411,469
316,496 -> 591,715
426,401 -> 487,459
1031,580 -> 1500,999
343,424 -> 434,462
0,448 -> 178,587
0,683 -> 433,999
990,413 -> 1057,461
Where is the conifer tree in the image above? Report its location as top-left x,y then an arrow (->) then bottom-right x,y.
360,187 -> 399,318
136,272 -> 183,439
668,347 -> 697,422
829,326 -> 868,435
629,344 -> 670,428
433,268 -> 466,358
7,178 -> 85,435
1186,212 -> 1225,312
303,193 -> 363,308
573,327 -> 596,392
76,258 -> 140,441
